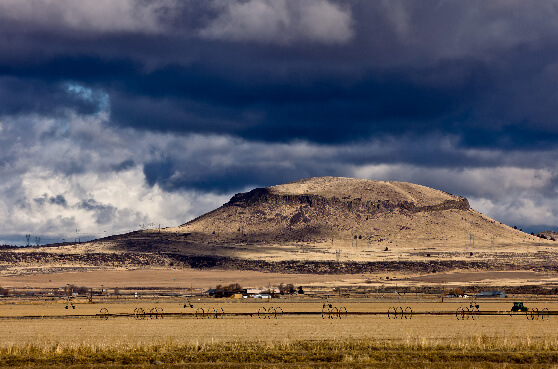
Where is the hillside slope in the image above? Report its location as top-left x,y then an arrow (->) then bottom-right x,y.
10,177 -> 555,273
159,177 -> 548,260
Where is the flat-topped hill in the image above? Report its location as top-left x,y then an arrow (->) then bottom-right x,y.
7,177 -> 556,275
269,177 -> 459,205
169,177 -> 545,257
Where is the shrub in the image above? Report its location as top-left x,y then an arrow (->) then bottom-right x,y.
279,283 -> 295,294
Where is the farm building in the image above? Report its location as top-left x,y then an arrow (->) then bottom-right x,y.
245,288 -> 265,295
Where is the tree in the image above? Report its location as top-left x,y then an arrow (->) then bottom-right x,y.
278,283 -> 296,294
213,283 -> 243,298
76,286 -> 89,294
67,285 -> 89,295
225,283 -> 242,292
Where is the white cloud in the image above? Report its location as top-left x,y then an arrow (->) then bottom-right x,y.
199,0 -> 354,44
0,0 -> 353,43
469,196 -> 558,229
352,163 -> 558,228
0,110 -> 343,241
354,164 -> 554,196
1,166 -> 229,239
0,112 -> 232,241
0,0 -> 177,34
2,107 -> 558,243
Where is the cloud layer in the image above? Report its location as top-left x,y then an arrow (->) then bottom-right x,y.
199,0 -> 353,44
1,1 -> 558,243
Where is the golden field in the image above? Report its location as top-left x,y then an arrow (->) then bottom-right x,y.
2,297 -> 558,368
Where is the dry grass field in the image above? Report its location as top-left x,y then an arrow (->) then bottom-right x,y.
3,178 -> 558,367
0,269 -> 356,289
3,268 -> 558,291
2,297 -> 558,368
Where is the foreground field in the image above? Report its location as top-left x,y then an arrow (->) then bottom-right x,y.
2,299 -> 558,367
3,338 -> 558,369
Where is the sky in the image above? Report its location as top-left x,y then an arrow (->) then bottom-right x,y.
1,0 -> 558,245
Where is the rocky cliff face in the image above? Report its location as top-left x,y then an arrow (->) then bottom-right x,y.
178,177 -> 485,247
226,187 -> 470,215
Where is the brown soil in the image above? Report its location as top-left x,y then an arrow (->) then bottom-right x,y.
404,270 -> 554,284
2,268 -> 558,290
0,268 -> 354,289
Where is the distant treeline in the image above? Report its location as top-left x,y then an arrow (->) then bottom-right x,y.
0,244 -> 19,249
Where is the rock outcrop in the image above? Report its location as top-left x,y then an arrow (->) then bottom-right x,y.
175,177 -> 541,250
7,177 -> 555,274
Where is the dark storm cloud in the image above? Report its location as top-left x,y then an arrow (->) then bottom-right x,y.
33,194 -> 67,207
143,157 -> 310,193
2,55 -> 488,144
0,76 -> 106,117
78,199 -> 117,225
112,159 -> 136,172
1,1 -> 557,149
3,0 -> 558,238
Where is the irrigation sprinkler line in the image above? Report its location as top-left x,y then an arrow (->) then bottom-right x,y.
0,309 -> 555,320
148,307 -> 164,319
195,307 -> 205,319
258,306 -> 284,319
405,307 -> 412,320
321,305 -> 347,319
195,307 -> 224,319
134,307 -> 145,320
388,306 -> 412,320
274,307 -> 284,318
99,308 -> 109,320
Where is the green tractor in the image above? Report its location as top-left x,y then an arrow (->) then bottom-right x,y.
511,302 -> 528,312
